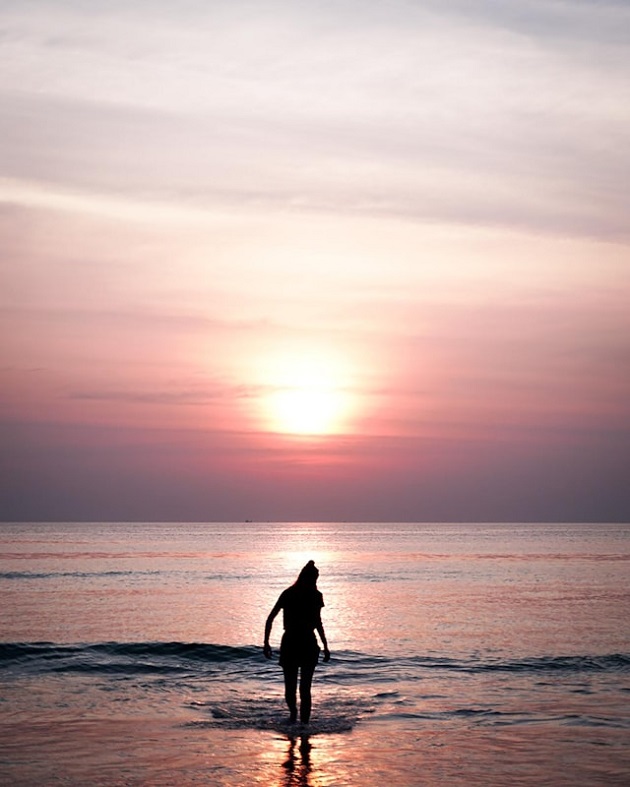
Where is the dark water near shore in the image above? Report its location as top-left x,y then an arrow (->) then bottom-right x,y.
1,521 -> 629,785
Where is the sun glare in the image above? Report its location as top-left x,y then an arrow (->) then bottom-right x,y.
258,349 -> 354,436
269,388 -> 339,434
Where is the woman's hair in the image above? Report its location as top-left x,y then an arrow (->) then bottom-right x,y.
294,559 -> 319,588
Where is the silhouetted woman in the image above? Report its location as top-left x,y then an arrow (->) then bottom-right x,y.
264,560 -> 330,724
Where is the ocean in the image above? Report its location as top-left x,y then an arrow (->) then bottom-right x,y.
1,521 -> 629,786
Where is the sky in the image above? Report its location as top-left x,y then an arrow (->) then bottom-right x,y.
1,0 -> 629,522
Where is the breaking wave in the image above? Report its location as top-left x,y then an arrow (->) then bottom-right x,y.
1,642 -> 628,679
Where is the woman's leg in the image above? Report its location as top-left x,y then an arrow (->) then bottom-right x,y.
299,662 -> 316,723
282,665 -> 298,722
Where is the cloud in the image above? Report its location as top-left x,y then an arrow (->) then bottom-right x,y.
0,0 -> 628,238
68,381 -> 264,406
2,414 -> 629,521
432,0 -> 630,47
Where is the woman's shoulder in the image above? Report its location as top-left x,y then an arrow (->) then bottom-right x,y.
279,586 -> 293,602
279,585 -> 303,604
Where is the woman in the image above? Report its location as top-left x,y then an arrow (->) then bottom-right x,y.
264,560 -> 330,724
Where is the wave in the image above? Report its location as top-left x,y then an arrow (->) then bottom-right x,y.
0,642 -> 261,679
0,570 -> 256,582
188,693 -> 368,735
475,654 -> 630,673
1,642 -> 629,679
0,570 -> 163,580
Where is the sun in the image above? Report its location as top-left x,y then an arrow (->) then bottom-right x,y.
269,388 -> 340,435
259,350 -> 354,436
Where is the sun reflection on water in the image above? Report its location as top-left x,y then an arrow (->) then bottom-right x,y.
260,732 -> 349,787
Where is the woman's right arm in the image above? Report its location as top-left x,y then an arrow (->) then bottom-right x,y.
263,597 -> 282,659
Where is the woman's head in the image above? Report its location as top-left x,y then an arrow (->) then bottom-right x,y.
295,559 -> 319,588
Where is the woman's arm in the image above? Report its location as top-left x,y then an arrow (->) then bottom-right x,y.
316,617 -> 331,662
263,598 -> 282,659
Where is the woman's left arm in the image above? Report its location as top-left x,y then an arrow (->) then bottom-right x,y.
316,617 -> 330,662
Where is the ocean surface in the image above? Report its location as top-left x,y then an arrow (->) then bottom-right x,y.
1,521 -> 629,786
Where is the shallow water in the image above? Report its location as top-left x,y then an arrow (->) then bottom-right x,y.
1,522 -> 629,785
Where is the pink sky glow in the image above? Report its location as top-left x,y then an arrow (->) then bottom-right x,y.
1,0 -> 629,521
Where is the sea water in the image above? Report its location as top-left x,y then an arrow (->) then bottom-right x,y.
1,521 -> 629,786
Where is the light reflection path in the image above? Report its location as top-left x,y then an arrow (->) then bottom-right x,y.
260,731 -> 354,787
280,735 -> 313,787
